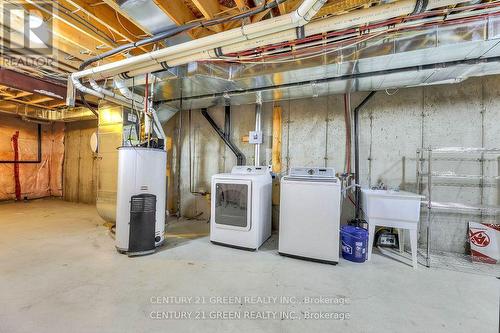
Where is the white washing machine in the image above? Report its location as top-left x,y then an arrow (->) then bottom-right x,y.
210,166 -> 272,250
279,167 -> 341,264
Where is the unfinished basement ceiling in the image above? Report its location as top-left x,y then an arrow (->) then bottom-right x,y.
156,14 -> 500,109
0,0 -> 377,120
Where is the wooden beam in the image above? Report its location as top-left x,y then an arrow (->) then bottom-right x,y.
153,0 -> 214,37
22,3 -> 118,56
99,0 -> 152,35
26,96 -> 54,104
153,0 -> 197,25
190,0 -> 220,19
1,97 -> 56,110
315,0 -> 373,17
191,0 -> 224,32
278,3 -> 287,15
234,0 -> 248,11
60,0 -> 152,52
272,105 -> 282,173
251,0 -> 274,23
2,91 -> 33,100
251,8 -> 271,23
287,0 -> 302,12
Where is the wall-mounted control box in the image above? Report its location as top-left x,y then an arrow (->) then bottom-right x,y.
249,131 -> 263,144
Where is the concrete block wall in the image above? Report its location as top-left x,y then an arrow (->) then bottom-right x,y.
164,75 -> 500,253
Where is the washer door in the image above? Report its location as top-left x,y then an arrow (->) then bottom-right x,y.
213,179 -> 252,231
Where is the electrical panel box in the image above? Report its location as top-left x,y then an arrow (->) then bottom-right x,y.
249,131 -> 263,144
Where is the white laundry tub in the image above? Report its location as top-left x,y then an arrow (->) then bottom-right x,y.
361,189 -> 424,269
361,189 -> 424,223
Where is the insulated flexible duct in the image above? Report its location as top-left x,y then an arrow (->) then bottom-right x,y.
68,0 -> 474,106
67,0 -> 328,105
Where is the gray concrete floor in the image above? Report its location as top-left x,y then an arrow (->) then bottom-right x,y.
0,198 -> 498,333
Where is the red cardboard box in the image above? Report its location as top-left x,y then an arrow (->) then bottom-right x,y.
468,222 -> 500,264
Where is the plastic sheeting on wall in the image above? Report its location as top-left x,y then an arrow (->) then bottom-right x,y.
0,116 -> 64,201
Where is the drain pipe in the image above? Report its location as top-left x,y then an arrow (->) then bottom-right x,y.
201,107 -> 246,165
254,92 -> 263,166
353,91 -> 376,222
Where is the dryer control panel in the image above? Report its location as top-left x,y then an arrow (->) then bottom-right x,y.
289,167 -> 336,179
231,165 -> 271,175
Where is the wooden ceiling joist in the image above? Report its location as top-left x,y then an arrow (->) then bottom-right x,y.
99,0 -> 153,35
153,0 -> 215,37
153,0 -> 196,26
191,0 -> 224,32
191,0 -> 221,19
233,0 -> 248,11
59,0 -> 153,53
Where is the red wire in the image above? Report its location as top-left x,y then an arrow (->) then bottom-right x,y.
220,4 -> 500,62
12,131 -> 21,201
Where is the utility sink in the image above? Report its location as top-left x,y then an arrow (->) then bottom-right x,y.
361,189 -> 424,223
361,189 -> 425,269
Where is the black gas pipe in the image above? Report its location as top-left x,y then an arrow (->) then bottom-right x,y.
201,107 -> 246,166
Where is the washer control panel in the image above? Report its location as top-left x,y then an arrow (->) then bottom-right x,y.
289,167 -> 336,178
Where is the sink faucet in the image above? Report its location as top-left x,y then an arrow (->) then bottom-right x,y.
371,181 -> 387,190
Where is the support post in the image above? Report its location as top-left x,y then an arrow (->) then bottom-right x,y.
272,105 -> 282,173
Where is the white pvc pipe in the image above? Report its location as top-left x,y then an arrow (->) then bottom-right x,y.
126,0 -> 432,70
71,75 -> 134,108
254,92 -> 262,166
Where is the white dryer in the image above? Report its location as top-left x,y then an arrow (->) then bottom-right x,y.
210,166 -> 272,250
279,167 -> 341,264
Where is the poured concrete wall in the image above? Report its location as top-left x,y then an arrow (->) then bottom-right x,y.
165,75 -> 500,253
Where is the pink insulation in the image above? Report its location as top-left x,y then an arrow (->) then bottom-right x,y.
0,116 -> 64,201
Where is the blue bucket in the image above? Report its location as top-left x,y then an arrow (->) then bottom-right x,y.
341,225 -> 368,263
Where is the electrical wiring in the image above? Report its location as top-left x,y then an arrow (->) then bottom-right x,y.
201,5 -> 500,65
385,88 -> 399,95
201,1 -> 500,65
115,11 -> 146,40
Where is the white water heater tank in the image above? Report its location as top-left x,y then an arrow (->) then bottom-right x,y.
115,147 -> 167,253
